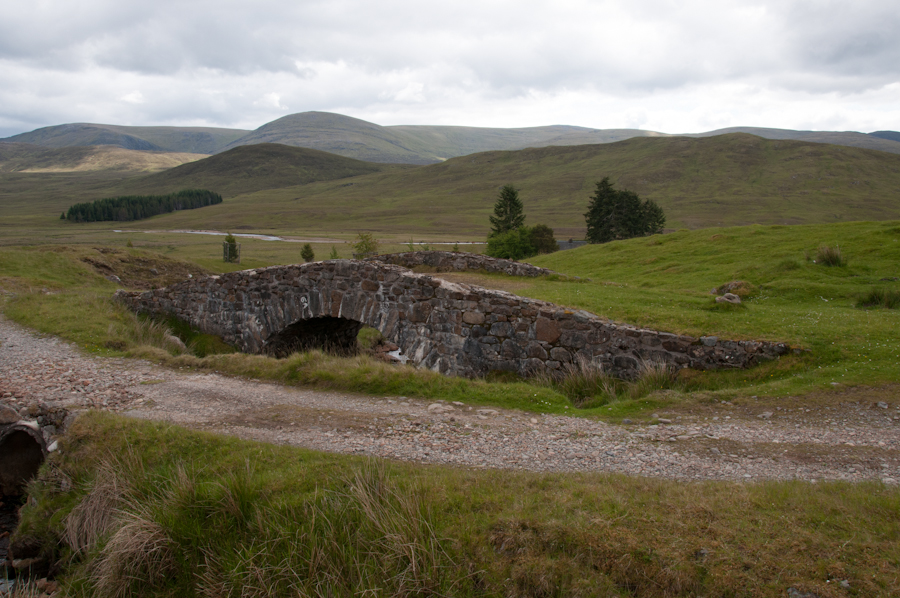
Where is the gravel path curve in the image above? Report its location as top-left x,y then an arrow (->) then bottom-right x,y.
2,316 -> 898,483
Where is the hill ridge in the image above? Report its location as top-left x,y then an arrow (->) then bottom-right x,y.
5,112 -> 900,164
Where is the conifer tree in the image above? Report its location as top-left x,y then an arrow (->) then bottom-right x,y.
489,185 -> 525,236
585,177 -> 665,243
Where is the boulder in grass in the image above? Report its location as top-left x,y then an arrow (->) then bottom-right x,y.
715,280 -> 757,298
716,293 -> 742,304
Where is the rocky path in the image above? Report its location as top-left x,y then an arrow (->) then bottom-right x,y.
2,316 -> 899,483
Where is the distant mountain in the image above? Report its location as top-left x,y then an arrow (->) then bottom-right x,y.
221,111 -> 666,163
686,126 -> 900,155
0,142 -> 203,173
118,143 -> 390,197
5,112 -> 900,164
869,131 -> 900,143
221,112 -> 439,164
2,123 -> 248,154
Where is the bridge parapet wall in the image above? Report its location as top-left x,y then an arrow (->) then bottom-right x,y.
367,251 -> 559,278
115,260 -> 790,378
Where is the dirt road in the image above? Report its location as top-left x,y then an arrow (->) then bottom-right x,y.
2,316 -> 898,483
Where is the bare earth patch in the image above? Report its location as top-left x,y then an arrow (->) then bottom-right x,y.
1,317 -> 898,483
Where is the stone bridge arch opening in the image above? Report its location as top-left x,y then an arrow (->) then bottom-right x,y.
264,315 -> 367,357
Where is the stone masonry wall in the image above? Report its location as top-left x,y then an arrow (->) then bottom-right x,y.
115,260 -> 791,379
367,251 -> 560,278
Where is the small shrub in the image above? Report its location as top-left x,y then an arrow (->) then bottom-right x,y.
486,227 -> 536,260
815,245 -> 846,267
223,233 -> 240,263
300,243 -> 315,262
857,287 -> 900,309
329,246 -> 339,259
357,326 -> 385,351
351,233 -> 379,258
126,239 -> 133,248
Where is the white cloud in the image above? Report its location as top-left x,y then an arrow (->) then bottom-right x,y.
1,0 -> 899,137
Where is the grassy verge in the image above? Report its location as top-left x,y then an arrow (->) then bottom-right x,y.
15,412 -> 900,597
3,220 -> 900,414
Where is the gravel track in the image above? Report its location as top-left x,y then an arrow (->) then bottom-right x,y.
2,316 -> 898,483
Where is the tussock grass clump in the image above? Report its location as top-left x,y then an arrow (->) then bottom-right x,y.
553,355 -> 622,408
541,355 -> 680,408
64,461 -> 131,555
43,436 -> 464,598
114,314 -> 188,356
857,287 -> 900,309
93,506 -> 178,598
815,244 -> 846,267
629,358 -> 678,399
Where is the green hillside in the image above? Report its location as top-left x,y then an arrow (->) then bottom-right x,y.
117,143 -> 394,197
691,127 -> 900,155
2,123 -> 249,154
4,133 -> 900,239
134,133 -> 900,238
0,142 -> 203,173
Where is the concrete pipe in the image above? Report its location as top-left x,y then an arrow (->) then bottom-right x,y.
0,422 -> 47,497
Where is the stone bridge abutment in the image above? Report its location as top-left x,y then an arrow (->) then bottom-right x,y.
116,259 -> 791,378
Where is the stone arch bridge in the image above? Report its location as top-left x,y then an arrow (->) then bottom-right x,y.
116,259 -> 790,379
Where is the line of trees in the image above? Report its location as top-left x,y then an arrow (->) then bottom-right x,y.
584,177 -> 665,243
62,189 -> 223,223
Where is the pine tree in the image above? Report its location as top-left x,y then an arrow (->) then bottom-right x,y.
300,243 -> 315,262
489,185 -> 525,236
585,177 -> 665,243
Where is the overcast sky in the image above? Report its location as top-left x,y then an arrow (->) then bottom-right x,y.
1,0 -> 898,137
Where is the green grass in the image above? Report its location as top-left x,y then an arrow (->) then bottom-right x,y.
14,411 -> 900,597
523,221 -> 900,395
2,219 -> 899,407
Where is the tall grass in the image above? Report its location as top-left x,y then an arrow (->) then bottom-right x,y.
815,244 -> 846,267
53,450 -> 462,598
539,355 -> 680,408
857,287 -> 900,309
14,412 -> 900,597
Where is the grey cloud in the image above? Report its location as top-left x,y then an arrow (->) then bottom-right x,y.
1,0 -> 899,135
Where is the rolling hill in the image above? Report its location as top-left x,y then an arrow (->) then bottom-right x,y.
222,111 -> 667,163
2,123 -> 248,154
688,127 -> 900,155
870,131 -> 900,143
115,143 -> 395,197
0,142 -> 204,173
7,112 -> 899,165
118,133 -> 900,238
